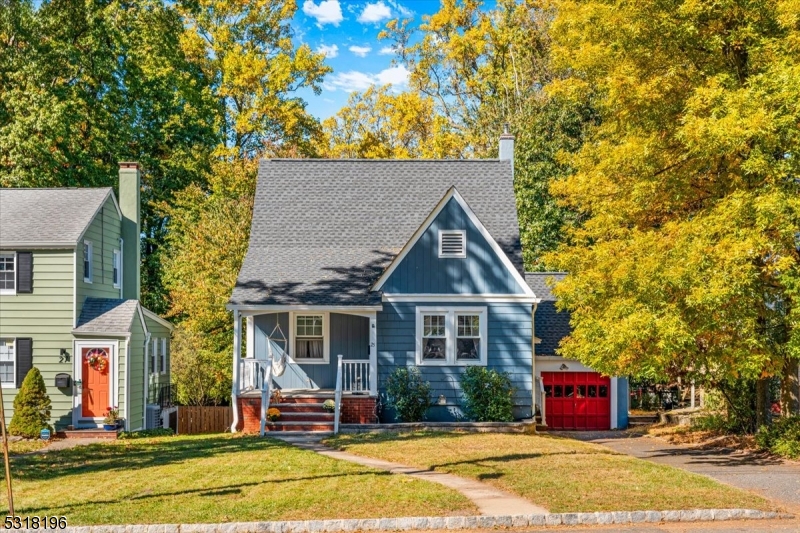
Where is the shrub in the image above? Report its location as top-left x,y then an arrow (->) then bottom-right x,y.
461,367 -> 515,422
385,367 -> 431,422
756,416 -> 800,459
8,367 -> 52,438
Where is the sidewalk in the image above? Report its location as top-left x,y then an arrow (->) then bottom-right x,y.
273,434 -> 548,516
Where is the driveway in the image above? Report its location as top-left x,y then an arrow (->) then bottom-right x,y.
560,431 -> 800,512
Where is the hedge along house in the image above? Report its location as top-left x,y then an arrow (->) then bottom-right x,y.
228,130 -> 628,432
0,163 -> 173,433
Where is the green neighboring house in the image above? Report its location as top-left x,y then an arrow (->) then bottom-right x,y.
0,163 -> 173,431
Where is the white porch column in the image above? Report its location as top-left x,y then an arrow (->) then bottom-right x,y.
230,309 -> 241,432
369,313 -> 378,397
246,316 -> 254,359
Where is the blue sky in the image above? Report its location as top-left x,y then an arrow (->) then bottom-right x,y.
291,0 -> 444,120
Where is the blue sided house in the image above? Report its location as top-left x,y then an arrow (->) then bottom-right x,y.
228,130 -> 628,433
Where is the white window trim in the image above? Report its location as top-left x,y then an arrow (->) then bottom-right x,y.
151,338 -> 159,375
438,230 -> 467,258
0,338 -> 15,388
161,337 -> 167,374
415,306 -> 488,366
112,249 -> 121,289
289,311 -> 330,364
0,251 -> 16,296
83,240 -> 93,283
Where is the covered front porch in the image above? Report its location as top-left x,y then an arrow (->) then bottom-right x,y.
230,306 -> 381,433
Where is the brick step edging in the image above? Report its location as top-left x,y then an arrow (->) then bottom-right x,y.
42,509 -> 791,533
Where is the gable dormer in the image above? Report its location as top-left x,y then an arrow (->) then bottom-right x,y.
373,188 -> 533,296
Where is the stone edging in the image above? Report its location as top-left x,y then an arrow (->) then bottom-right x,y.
33,509 -> 792,533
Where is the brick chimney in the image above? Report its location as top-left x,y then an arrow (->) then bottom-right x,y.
119,162 -> 140,300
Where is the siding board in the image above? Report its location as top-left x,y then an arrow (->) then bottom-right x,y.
376,301 -> 533,421
382,197 -> 526,295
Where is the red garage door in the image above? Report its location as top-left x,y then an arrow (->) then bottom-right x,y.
542,372 -> 611,430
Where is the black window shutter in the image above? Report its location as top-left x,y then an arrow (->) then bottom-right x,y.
16,338 -> 33,388
16,252 -> 33,293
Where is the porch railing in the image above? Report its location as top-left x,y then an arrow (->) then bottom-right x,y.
341,359 -> 371,393
240,359 -> 267,391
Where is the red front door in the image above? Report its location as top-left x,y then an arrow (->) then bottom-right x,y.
82,347 -> 111,418
543,372 -> 611,430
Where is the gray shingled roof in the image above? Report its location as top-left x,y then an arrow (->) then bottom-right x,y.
73,298 -> 139,335
0,188 -> 113,247
231,159 -> 522,306
526,272 -> 571,356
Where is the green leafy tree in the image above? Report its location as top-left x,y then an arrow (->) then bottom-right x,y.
545,0 -> 800,424
177,0 -> 330,158
8,367 -> 52,438
380,0 -> 594,268
0,0 -> 219,313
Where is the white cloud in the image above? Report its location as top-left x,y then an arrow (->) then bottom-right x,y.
324,64 -> 410,92
358,1 -> 392,23
378,46 -> 396,55
375,64 -> 410,86
349,45 -> 372,57
303,0 -> 343,27
317,44 -> 339,58
387,0 -> 413,17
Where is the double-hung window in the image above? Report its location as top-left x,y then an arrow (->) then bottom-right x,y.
416,307 -> 487,365
112,249 -> 121,288
0,253 -> 15,294
293,314 -> 328,362
83,241 -> 93,283
0,339 -> 14,387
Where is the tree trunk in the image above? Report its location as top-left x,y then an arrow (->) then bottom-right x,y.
782,359 -> 800,417
755,379 -> 770,429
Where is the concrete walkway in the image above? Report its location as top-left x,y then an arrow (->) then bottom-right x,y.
273,434 -> 548,516
563,431 -> 800,511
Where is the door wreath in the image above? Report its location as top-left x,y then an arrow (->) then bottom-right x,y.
86,348 -> 109,372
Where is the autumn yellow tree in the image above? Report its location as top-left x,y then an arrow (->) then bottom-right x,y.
320,86 -> 463,159
545,0 -> 800,425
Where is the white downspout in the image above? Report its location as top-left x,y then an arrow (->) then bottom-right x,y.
230,310 -> 241,432
531,303 -> 538,423
143,332 -> 151,430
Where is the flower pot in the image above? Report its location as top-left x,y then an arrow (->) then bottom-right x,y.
103,424 -> 117,431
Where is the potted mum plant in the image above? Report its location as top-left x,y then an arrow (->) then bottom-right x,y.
267,407 -> 281,422
103,406 -> 121,430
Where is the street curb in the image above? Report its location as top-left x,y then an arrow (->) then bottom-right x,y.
36,509 -> 793,533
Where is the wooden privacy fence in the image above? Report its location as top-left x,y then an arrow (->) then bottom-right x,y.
176,406 -> 232,435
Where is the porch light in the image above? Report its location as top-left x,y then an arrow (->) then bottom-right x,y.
437,394 -> 447,405
559,363 -> 569,370
59,348 -> 71,363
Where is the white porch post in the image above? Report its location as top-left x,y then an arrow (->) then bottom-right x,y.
369,313 -> 378,397
246,316 -> 254,359
230,309 -> 241,432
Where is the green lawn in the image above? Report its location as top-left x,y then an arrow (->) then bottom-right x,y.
2,434 -> 475,524
325,432 -> 776,514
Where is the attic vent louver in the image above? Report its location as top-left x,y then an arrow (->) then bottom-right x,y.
439,230 -> 466,258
